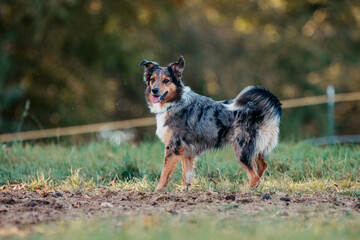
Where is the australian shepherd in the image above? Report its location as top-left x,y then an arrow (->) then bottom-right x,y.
140,56 -> 282,191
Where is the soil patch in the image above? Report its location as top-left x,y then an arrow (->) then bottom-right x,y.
0,190 -> 359,228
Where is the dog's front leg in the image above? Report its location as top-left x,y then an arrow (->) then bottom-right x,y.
155,154 -> 181,191
181,157 -> 195,191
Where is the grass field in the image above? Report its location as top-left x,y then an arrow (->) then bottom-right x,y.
0,140 -> 359,239
1,140 -> 359,193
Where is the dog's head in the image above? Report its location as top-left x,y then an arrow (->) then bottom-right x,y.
140,56 -> 185,109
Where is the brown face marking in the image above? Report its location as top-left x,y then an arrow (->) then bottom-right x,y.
147,67 -> 180,106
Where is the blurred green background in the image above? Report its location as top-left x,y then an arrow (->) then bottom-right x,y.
0,0 -> 359,141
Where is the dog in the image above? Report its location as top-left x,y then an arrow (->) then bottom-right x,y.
140,56 -> 282,191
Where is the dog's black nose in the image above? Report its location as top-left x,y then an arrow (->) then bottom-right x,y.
152,88 -> 159,95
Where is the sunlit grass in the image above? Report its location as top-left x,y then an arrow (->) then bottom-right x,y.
24,171 -> 55,191
2,171 -> 359,195
2,170 -> 359,196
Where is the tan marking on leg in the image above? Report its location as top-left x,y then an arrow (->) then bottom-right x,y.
233,146 -> 260,188
255,154 -> 268,178
162,128 -> 173,146
155,154 -> 181,191
239,162 -> 260,188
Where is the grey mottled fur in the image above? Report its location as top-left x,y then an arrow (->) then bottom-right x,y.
159,86 -> 281,168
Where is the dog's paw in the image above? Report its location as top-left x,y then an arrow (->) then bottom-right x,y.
248,179 -> 261,189
181,184 -> 191,192
181,186 -> 188,192
154,185 -> 164,192
255,179 -> 261,188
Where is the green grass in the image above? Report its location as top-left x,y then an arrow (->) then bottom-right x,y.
0,140 -> 359,194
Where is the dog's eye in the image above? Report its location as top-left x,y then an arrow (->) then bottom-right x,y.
162,79 -> 170,84
150,78 -> 155,84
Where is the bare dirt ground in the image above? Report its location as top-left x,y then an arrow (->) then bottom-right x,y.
0,190 -> 359,229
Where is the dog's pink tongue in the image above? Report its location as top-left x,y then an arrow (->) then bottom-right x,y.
152,96 -> 160,103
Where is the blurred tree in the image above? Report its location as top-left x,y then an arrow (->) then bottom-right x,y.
0,0 -> 359,139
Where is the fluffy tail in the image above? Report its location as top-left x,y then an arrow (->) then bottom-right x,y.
232,86 -> 282,119
228,86 -> 282,155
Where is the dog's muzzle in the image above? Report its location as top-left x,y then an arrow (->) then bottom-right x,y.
152,91 -> 168,104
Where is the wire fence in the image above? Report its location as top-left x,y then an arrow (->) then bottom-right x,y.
1,90 -> 359,143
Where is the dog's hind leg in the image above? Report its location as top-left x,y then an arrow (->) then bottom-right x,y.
239,161 -> 260,188
233,142 -> 260,188
181,157 -> 195,191
255,154 -> 268,178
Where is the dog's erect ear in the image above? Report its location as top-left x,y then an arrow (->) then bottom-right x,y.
169,56 -> 185,80
139,59 -> 158,83
139,60 -> 157,68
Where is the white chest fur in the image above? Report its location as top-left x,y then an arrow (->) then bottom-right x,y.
156,112 -> 168,143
